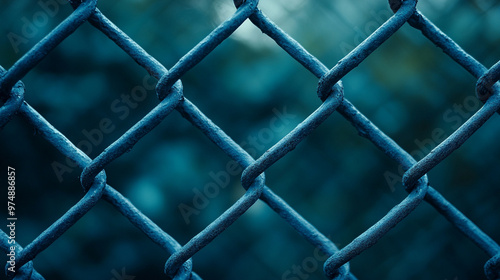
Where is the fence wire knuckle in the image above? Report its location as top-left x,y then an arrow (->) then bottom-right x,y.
1,0 -> 499,279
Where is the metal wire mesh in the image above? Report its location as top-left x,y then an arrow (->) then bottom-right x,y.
1,0 -> 500,279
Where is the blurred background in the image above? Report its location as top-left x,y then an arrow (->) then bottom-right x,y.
1,0 -> 500,279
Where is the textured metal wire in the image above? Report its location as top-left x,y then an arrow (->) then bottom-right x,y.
1,0 -> 499,279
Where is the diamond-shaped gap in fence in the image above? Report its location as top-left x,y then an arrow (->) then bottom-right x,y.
266,116 -> 398,221
160,4 -> 336,139
266,99 -> 432,277
330,26 -> 465,126
114,121 -> 246,231
343,6 -> 500,205
102,139 -> 250,280
391,20 -> 500,189
340,34 -> 477,158
13,48 -> 164,187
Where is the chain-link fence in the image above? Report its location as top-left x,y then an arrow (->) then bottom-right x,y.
1,0 -> 499,279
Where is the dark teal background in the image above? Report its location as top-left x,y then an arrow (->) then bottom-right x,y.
1,0 -> 500,279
